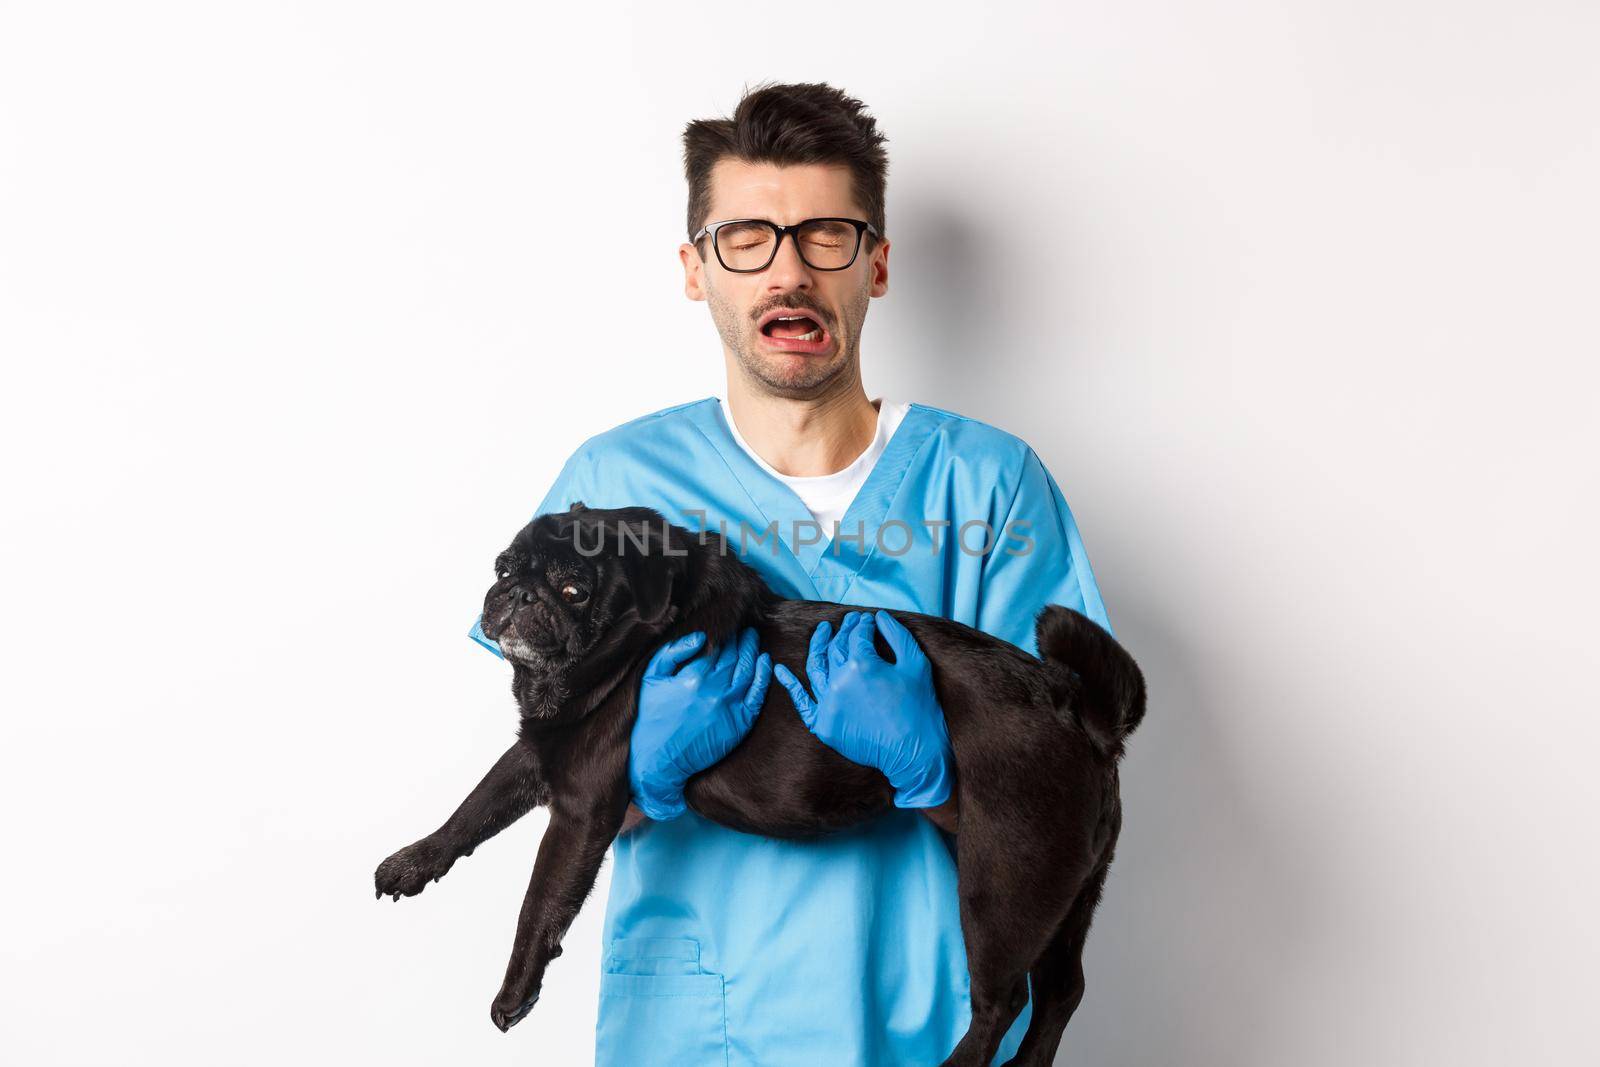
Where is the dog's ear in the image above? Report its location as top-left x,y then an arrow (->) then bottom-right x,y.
624,556 -> 676,626
616,517 -> 685,627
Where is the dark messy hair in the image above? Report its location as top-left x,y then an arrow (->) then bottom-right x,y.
682,81 -> 889,250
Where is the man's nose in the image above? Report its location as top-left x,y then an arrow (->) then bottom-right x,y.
764,231 -> 815,290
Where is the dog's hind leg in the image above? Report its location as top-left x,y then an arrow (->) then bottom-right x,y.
939,832 -> 1085,1067
937,900 -> 1039,1066
999,864 -> 1109,1067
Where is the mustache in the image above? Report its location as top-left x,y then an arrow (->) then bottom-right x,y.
753,300 -> 830,326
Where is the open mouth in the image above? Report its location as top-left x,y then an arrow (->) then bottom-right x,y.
758,312 -> 831,354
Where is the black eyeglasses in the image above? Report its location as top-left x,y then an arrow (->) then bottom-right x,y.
692,217 -> 880,273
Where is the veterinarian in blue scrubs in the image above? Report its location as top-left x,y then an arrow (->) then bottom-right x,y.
469,80 -> 1115,1067
469,396 -> 1109,1066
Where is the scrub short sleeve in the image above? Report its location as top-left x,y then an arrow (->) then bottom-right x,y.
976,446 -> 1111,655
468,447 -> 594,659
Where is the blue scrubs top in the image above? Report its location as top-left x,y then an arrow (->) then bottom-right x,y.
470,397 -> 1110,1067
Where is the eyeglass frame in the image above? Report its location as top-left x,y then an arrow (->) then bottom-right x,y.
691,216 -> 882,273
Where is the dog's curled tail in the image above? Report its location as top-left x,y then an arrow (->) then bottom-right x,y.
1035,606 -> 1147,759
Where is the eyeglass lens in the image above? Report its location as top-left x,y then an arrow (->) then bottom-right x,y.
715,220 -> 861,271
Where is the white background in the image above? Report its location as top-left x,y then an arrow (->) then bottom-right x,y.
3,2 -> 1596,1064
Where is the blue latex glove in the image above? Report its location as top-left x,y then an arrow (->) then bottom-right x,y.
773,610 -> 955,809
630,627 -> 772,821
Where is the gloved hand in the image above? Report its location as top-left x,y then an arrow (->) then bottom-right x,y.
630,627 -> 772,821
773,610 -> 955,809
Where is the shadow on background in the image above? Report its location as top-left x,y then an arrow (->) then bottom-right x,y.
1066,604 -> 1323,1065
890,198 -> 1326,1066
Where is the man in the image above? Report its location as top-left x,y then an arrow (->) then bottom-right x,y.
470,81 -> 1110,1067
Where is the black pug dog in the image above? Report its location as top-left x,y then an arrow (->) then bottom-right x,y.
375,503 -> 1145,1067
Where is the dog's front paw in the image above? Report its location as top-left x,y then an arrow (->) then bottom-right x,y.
374,837 -> 455,901
490,989 -> 539,1032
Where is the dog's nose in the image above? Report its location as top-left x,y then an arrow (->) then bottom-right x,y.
516,587 -> 536,605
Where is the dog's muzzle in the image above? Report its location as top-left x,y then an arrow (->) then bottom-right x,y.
482,590 -> 561,653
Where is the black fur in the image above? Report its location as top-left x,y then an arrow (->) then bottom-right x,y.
375,503 -> 1146,1066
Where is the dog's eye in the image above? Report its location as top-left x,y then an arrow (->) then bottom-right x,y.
560,584 -> 588,605
496,566 -> 512,580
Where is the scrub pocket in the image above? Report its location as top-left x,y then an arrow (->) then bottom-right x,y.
595,937 -> 728,1067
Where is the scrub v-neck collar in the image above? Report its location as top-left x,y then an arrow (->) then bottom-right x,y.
683,396 -> 940,599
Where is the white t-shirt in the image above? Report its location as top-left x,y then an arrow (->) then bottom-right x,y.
719,396 -> 911,538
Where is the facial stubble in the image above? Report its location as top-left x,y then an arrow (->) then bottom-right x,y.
706,272 -> 872,401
